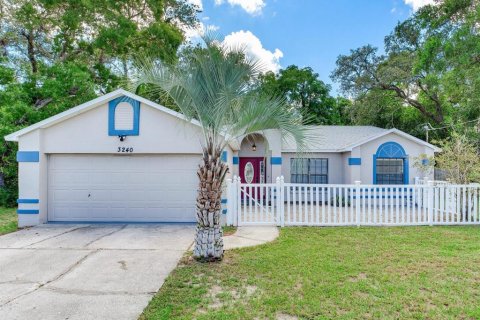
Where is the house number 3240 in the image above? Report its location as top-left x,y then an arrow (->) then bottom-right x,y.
117,147 -> 133,153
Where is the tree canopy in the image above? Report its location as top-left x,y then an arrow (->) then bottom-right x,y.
0,0 -> 199,205
332,0 -> 480,142
258,65 -> 351,125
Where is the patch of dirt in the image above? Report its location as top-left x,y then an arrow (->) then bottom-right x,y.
205,283 -> 259,310
349,272 -> 367,282
208,285 -> 224,309
276,313 -> 298,320
246,285 -> 257,296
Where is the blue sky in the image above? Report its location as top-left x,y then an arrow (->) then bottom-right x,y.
187,0 -> 433,95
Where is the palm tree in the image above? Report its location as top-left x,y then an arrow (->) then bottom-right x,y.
130,37 -> 308,261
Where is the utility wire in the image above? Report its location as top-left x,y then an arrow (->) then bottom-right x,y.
423,117 -> 480,132
421,117 -> 480,142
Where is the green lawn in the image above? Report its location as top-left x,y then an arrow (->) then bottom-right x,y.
141,226 -> 480,320
0,207 -> 17,235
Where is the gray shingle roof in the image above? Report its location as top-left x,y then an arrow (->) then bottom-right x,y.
282,125 -> 388,152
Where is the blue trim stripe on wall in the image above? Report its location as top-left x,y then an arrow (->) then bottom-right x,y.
17,199 -> 39,204
271,157 -> 282,165
16,151 -> 39,162
108,96 -> 140,136
221,151 -> 227,162
17,209 -> 39,214
348,158 -> 361,165
233,156 -> 239,165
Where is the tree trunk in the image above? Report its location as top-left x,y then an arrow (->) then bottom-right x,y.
193,146 -> 228,262
23,30 -> 37,74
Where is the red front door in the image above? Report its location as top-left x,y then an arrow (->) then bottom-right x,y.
239,157 -> 266,184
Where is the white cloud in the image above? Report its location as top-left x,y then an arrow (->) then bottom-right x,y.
404,0 -> 435,11
187,0 -> 203,10
222,30 -> 283,73
215,0 -> 265,15
184,23 -> 219,41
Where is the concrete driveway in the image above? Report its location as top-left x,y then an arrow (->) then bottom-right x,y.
0,224 -> 195,320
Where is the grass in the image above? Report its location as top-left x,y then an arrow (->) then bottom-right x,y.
222,226 -> 237,236
141,226 -> 480,320
0,207 -> 17,235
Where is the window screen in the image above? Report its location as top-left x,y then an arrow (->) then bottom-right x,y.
291,158 -> 328,184
376,158 -> 404,184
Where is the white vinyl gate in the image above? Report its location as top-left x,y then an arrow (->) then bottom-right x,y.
225,176 -> 480,227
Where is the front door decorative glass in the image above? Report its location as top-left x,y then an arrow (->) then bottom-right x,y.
244,162 -> 254,184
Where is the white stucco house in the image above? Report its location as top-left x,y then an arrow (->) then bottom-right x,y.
5,89 -> 440,227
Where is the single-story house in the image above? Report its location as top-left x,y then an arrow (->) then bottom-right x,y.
5,89 -> 440,227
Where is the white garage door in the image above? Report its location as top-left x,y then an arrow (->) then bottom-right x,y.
48,154 -> 200,222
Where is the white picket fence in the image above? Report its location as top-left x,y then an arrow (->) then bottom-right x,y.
225,176 -> 480,227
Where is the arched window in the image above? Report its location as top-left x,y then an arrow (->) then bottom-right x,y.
108,96 -> 140,136
373,142 -> 409,185
114,102 -> 134,131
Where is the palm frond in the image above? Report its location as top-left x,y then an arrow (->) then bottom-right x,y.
128,36 -> 309,155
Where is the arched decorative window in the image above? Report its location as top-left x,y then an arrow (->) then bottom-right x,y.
373,142 -> 409,185
114,102 -> 134,131
108,96 -> 140,136
376,142 -> 406,158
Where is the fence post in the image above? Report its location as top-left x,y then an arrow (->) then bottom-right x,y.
280,176 -> 285,227
275,177 -> 281,227
235,176 -> 241,226
427,180 -> 434,226
355,181 -> 361,227
226,178 -> 232,226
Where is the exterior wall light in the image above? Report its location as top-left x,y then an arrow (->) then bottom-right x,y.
118,135 -> 127,141
252,143 -> 256,151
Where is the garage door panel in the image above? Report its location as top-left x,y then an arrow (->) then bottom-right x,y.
110,190 -> 146,201
51,172 -> 90,186
48,154 -> 200,222
89,190 -> 111,201
168,190 -> 192,202
90,172 -> 113,184
52,189 -> 90,201
52,205 -> 90,220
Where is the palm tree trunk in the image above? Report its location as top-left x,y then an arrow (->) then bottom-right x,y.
193,148 -> 228,261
